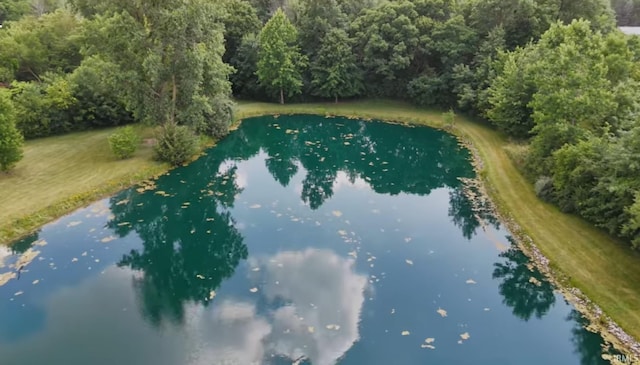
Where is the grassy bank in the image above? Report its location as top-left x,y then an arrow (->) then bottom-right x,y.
0,125 -> 167,243
1,99 -> 639,352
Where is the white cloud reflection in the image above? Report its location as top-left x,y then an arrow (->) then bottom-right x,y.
187,248 -> 368,365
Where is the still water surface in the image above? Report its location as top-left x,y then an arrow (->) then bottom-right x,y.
0,115 -> 611,364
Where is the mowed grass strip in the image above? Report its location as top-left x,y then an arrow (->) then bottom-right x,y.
0,125 -> 165,243
235,99 -> 640,343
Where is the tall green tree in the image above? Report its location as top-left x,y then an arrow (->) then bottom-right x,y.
80,0 -> 234,134
220,0 -> 262,62
0,9 -> 82,82
0,90 -> 23,172
230,33 -> 264,99
0,0 -> 30,23
257,8 -> 307,104
295,0 -> 346,58
310,28 -> 362,102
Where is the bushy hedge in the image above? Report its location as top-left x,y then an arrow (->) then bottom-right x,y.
154,123 -> 198,166
108,126 -> 140,159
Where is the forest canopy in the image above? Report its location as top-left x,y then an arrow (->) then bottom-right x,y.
0,0 -> 639,248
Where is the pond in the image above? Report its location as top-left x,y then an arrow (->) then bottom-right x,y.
0,115 -> 614,365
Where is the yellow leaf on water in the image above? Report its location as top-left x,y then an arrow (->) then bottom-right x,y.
401,331 -> 410,336
529,277 -> 542,286
0,272 -> 16,287
436,308 -> 448,317
209,290 -> 216,300
332,210 -> 343,217
249,287 -> 258,293
249,204 -> 261,209
404,237 -> 412,243
466,279 -> 477,284
67,221 -> 82,227
421,344 -> 436,349
71,258 -> 78,263
33,240 -> 48,247
460,332 -> 470,340
338,230 -> 347,236
14,291 -> 23,296
307,326 -> 315,333
425,338 -> 435,344
348,251 -> 357,259
32,279 -> 39,285
196,274 -> 205,279
405,259 -> 414,265
251,267 -> 260,272
101,236 -> 117,243
326,324 -> 340,330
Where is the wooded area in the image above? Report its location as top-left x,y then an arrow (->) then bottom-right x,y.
0,0 -> 639,249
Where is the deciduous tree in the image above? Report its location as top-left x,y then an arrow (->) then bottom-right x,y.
256,8 -> 306,104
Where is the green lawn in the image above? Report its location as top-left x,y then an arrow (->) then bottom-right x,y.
1,99 -> 639,352
0,125 -> 166,243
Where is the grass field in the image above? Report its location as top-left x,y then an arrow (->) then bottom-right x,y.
0,125 -> 166,243
1,99 -> 639,352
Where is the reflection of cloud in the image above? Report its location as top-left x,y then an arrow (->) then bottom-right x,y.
0,245 -> 10,268
332,171 -> 369,192
184,302 -> 271,365
218,160 -> 248,188
176,249 -> 367,365
260,249 -> 368,365
0,250 -> 366,365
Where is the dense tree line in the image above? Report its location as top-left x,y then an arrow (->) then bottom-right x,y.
0,0 -> 638,248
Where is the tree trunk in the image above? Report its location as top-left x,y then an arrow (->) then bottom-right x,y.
335,95 -> 338,104
280,88 -> 284,104
171,75 -> 177,124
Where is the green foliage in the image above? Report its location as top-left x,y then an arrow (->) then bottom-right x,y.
0,90 -> 23,171
0,0 -> 29,23
108,125 -> 140,159
623,193 -> 640,248
67,57 -> 134,129
221,0 -> 262,62
296,0 -> 347,58
230,33 -> 264,99
154,122 -> 199,166
452,26 -> 506,114
0,9 -> 82,83
10,74 -> 77,138
442,109 -> 455,127
257,8 -> 307,104
81,0 -> 233,127
350,0 -> 419,95
191,95 -> 235,139
486,47 -> 537,138
310,28 -> 362,102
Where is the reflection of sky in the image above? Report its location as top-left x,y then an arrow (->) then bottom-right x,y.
0,249 -> 367,365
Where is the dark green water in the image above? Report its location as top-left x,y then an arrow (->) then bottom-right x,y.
0,115 -> 614,364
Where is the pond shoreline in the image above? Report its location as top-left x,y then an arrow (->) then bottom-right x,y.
1,100 -> 639,362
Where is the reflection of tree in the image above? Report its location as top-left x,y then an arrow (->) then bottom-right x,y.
238,115 -> 478,216
107,154 -> 249,326
8,231 -> 40,254
106,113 -> 490,325
492,237 -> 556,321
448,187 -> 501,239
567,310 -> 611,365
